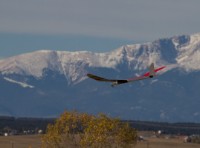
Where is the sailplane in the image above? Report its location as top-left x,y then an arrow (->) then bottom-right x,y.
87,63 -> 166,87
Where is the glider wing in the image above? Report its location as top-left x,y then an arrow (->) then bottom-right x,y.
87,73 -> 116,82
87,73 -> 128,86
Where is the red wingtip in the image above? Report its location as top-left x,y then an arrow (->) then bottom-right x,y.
155,66 -> 166,72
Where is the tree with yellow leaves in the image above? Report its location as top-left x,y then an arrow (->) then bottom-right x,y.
42,111 -> 137,148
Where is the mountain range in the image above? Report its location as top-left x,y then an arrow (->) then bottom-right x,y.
0,33 -> 200,122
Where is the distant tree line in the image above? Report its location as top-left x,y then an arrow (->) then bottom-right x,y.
0,116 -> 54,135
0,116 -> 200,136
127,120 -> 200,135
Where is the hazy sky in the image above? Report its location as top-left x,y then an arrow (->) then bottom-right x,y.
1,0 -> 200,58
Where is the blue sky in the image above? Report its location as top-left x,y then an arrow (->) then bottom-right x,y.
1,0 -> 200,58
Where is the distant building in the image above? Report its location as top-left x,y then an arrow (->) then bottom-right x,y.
38,129 -> 43,134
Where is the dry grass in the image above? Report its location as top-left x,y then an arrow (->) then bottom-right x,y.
135,137 -> 200,148
0,134 -> 199,148
0,135 -> 41,148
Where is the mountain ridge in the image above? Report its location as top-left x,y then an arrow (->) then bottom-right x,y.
0,33 -> 200,122
1,33 -> 200,75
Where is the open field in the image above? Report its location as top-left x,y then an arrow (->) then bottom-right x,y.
0,135 -> 41,148
135,138 -> 200,148
0,134 -> 199,148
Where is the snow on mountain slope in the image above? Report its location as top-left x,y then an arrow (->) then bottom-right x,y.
0,48 -> 163,84
0,33 -> 200,84
176,33 -> 200,71
0,50 -> 61,77
4,77 -> 34,88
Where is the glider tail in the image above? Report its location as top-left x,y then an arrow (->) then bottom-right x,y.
149,63 -> 155,78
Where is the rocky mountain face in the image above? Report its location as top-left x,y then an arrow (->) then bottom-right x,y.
0,33 -> 200,122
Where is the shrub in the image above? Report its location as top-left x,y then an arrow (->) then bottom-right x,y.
42,111 -> 137,148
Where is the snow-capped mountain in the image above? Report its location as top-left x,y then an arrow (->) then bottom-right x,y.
0,33 -> 200,122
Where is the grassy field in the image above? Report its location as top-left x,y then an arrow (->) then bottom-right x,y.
0,135 -> 199,148
135,138 -> 200,148
0,135 -> 41,148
